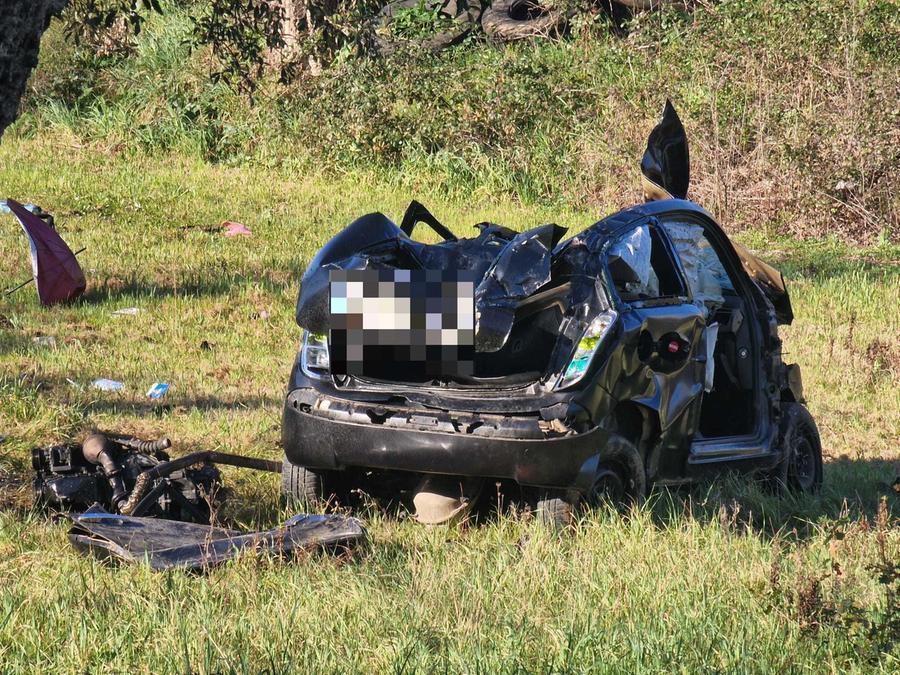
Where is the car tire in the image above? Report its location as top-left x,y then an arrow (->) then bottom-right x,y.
534,489 -> 578,528
585,435 -> 647,508
535,435 -> 646,527
281,458 -> 350,509
767,403 -> 823,494
372,0 -> 482,55
481,0 -> 571,42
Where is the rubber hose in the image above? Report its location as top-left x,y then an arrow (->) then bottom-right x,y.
82,433 -> 128,506
116,436 -> 172,454
118,451 -> 283,515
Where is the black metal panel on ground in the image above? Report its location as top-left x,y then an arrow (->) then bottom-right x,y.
68,507 -> 367,571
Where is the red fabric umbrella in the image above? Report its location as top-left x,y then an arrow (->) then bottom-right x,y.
7,199 -> 86,306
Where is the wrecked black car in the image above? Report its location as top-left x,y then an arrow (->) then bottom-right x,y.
282,102 -> 822,525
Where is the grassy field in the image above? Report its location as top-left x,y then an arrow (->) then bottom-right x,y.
22,0 -> 900,245
0,131 -> 897,671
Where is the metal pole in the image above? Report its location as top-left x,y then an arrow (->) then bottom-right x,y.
4,247 -> 86,296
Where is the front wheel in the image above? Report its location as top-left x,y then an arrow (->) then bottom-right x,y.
583,435 -> 647,509
768,403 -> 823,494
534,489 -> 579,528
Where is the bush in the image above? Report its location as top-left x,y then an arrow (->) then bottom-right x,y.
18,0 -> 900,243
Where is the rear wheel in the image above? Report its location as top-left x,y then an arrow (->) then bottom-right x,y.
535,435 -> 646,527
768,403 -> 823,494
281,458 -> 351,509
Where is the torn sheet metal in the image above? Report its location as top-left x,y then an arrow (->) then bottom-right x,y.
68,507 -> 367,571
640,99 -> 689,201
295,206 -> 566,352
473,222 -> 566,351
730,241 -> 793,325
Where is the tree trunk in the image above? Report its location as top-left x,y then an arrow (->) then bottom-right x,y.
0,0 -> 67,139
279,0 -> 301,52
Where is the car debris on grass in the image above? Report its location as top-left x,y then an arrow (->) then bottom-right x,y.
222,220 -> 252,237
146,382 -> 170,399
20,102 -> 826,566
68,507 -> 366,571
2,199 -> 86,305
33,432 -> 222,520
32,431 -> 365,569
91,378 -> 125,392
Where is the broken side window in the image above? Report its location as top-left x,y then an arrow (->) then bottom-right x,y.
607,223 -> 686,303
662,221 -> 735,316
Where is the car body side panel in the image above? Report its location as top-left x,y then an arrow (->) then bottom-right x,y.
567,303 -> 707,482
610,305 -> 705,431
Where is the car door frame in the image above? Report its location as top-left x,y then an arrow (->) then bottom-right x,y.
652,207 -> 780,469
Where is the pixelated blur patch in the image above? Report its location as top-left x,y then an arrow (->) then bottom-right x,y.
329,269 -> 475,380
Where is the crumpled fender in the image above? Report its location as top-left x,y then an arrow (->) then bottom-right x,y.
474,222 -> 567,351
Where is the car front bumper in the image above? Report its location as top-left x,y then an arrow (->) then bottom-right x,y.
282,386 -> 610,490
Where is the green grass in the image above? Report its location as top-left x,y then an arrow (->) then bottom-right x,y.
2,0 -> 897,668
0,134 -> 897,672
20,0 -> 900,244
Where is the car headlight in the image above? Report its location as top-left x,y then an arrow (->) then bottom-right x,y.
555,310 -> 618,389
300,331 -> 330,379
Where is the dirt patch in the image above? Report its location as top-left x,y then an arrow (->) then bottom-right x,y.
866,339 -> 900,375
